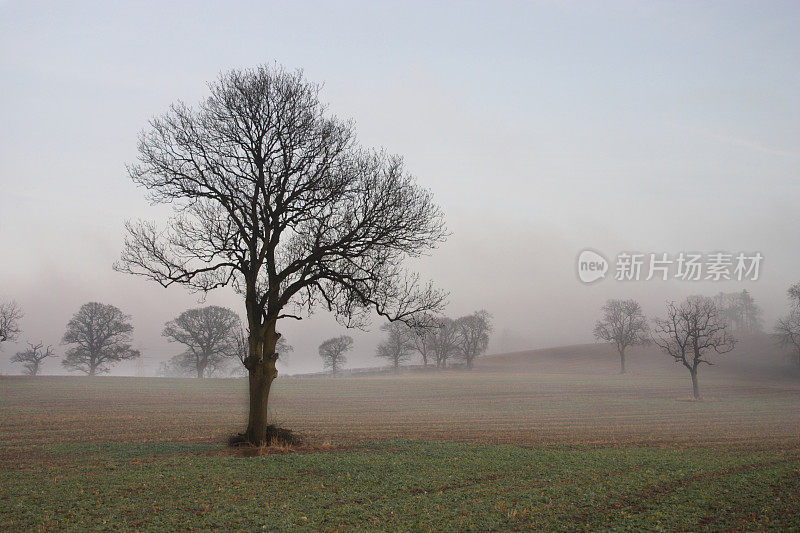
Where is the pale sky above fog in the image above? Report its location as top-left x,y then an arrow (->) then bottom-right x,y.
1,1 -> 799,375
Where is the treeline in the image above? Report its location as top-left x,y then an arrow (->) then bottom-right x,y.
0,303 -> 253,378
319,310 -> 494,376
0,301 -> 493,377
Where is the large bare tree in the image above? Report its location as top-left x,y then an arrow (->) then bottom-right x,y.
163,306 -> 240,378
318,335 -> 353,376
0,301 -> 23,348
376,321 -> 414,373
11,342 -> 53,376
61,302 -> 141,375
116,65 -> 446,444
593,299 -> 650,374
653,296 -> 736,399
454,310 -> 493,369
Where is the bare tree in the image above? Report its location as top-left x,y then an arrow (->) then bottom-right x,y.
61,302 -> 141,375
653,296 -> 736,399
0,301 -> 23,348
454,310 -> 493,369
409,316 -> 435,367
162,306 -> 240,378
430,316 -> 459,368
775,309 -> 800,368
11,342 -> 53,376
115,65 -> 447,444
593,299 -> 650,374
713,290 -> 763,334
318,335 -> 353,376
377,321 -> 414,373
157,360 -> 185,378
788,282 -> 800,308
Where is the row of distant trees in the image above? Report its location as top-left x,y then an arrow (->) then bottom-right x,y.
593,286 -> 800,399
318,310 -> 494,376
0,302 -> 284,378
0,300 -> 492,377
0,302 -> 141,376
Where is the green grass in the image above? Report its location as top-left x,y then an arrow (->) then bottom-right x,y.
1,373 -> 799,531
1,440 -> 798,531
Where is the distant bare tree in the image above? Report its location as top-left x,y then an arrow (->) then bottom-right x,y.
61,302 -> 141,375
454,310 -> 493,369
116,65 -> 446,444
431,317 -> 459,368
775,309 -> 800,368
409,317 -> 436,367
11,342 -> 53,376
162,306 -> 240,378
713,290 -> 763,334
377,322 -> 414,373
273,336 -> 293,367
788,282 -> 800,308
318,335 -> 353,376
653,296 -> 736,399
593,299 -> 650,374
0,301 -> 23,348
157,360 -> 185,378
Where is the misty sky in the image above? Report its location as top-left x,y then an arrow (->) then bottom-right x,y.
1,1 -> 799,375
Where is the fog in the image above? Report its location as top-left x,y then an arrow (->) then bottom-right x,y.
1,1 -> 798,375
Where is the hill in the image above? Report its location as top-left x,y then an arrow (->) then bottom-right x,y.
478,332 -> 800,383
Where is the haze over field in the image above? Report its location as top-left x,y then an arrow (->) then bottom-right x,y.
2,1 -> 799,374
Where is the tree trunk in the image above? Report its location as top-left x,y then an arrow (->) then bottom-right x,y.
619,348 -> 626,374
690,368 -> 700,399
244,324 -> 278,445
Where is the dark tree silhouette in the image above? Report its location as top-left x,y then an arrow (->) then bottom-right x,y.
116,65 -> 446,444
163,306 -> 240,378
11,342 -> 53,376
454,310 -> 492,369
653,296 -> 735,399
61,302 -> 140,375
0,301 -> 23,348
593,299 -> 649,374
318,335 -> 353,376
377,322 -> 414,373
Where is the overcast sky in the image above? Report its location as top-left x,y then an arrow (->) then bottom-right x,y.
1,1 -> 798,375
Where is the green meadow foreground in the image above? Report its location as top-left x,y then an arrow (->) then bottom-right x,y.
1,344 -> 799,531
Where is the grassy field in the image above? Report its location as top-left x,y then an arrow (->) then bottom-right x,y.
1,349 -> 799,531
